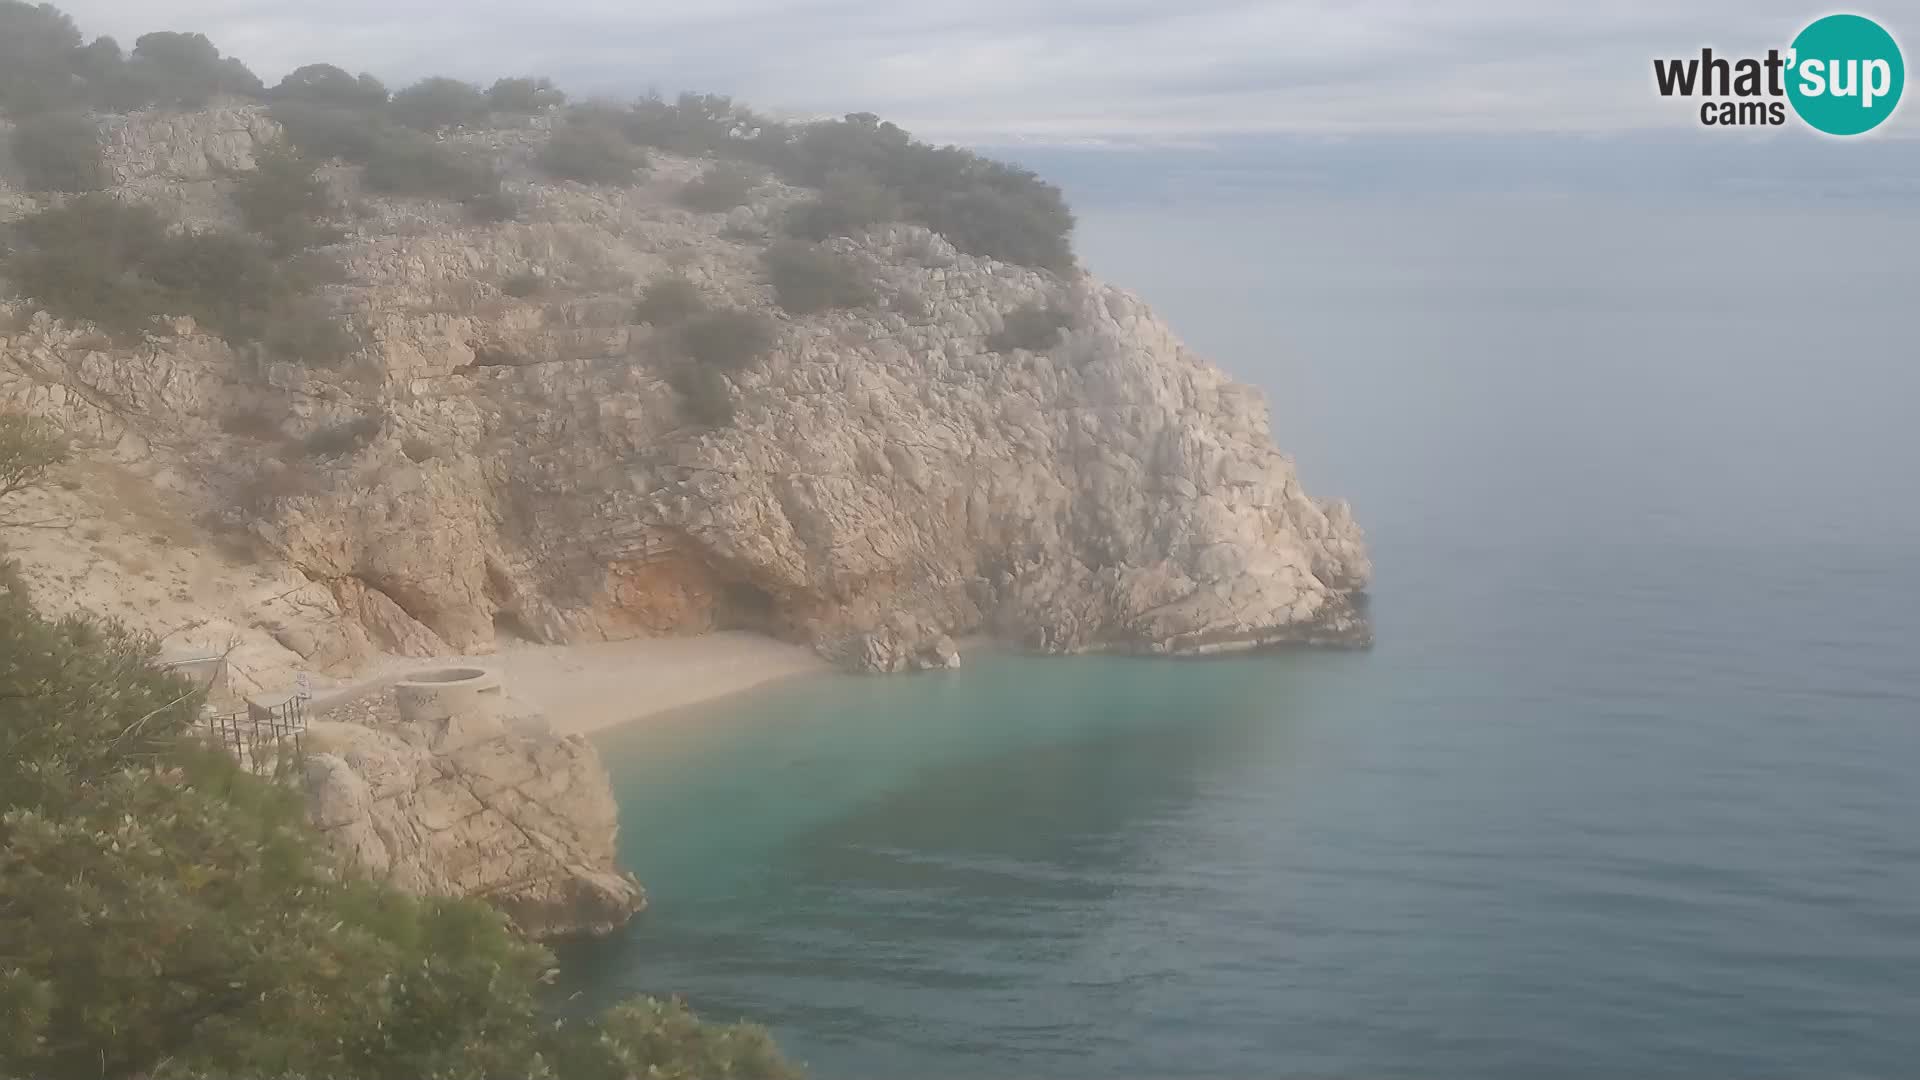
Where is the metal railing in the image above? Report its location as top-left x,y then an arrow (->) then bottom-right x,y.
157,653 -> 315,775
196,693 -> 308,772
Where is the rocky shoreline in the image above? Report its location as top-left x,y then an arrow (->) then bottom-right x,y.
303,672 -> 645,939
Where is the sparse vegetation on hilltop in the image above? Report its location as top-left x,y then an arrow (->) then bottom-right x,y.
3,0 -> 1077,271
489,76 -> 566,114
390,75 -> 488,131
778,112 -> 1076,271
0,4 -> 265,117
270,62 -> 390,109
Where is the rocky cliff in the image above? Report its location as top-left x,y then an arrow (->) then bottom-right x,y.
0,103 -> 1369,684
303,677 -> 645,939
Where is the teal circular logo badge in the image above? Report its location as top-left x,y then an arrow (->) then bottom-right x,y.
1786,14 -> 1905,135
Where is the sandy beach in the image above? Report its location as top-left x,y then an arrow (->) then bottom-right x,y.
486,633 -> 832,735
312,632 -> 832,736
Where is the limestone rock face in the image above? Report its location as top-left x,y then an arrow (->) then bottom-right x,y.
0,104 -> 1371,684
99,104 -> 277,183
301,693 -> 645,939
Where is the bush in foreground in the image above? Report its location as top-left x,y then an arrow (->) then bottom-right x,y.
0,606 -> 802,1079
0,470 -> 800,1079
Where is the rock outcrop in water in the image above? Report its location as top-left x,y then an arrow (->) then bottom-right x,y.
301,673 -> 645,939
0,102 -> 1370,683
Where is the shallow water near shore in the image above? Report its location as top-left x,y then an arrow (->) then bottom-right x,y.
559,196 -> 1920,1078
562,538 -> 1920,1079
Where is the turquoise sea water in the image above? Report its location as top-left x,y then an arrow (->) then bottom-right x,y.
559,197 -> 1920,1078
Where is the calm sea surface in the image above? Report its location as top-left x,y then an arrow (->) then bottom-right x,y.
559,197 -> 1920,1078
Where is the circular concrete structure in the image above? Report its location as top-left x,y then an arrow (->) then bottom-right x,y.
394,666 -> 504,733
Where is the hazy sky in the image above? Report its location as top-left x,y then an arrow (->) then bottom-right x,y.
48,0 -> 1917,142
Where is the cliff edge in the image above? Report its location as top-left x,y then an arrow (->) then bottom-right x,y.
0,103 -> 1369,682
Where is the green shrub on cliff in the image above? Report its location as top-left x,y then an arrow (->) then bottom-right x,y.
2,196 -> 356,362
2,196 -> 172,333
670,363 -> 738,428
269,99 -> 395,163
6,111 -> 106,192
782,114 -> 1075,271
621,91 -> 768,158
539,120 -> 646,186
764,238 -> 876,315
233,139 -> 343,254
0,414 -> 69,508
784,167 -> 903,241
361,136 -> 500,203
634,274 -> 706,325
617,99 -> 1076,271
269,99 -> 506,215
987,300 -> 1074,353
680,161 -> 761,212
681,307 -> 776,370
0,570 -> 801,1080
3,0 -> 1075,270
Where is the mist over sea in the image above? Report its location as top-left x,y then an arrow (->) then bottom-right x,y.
560,179 -> 1920,1079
